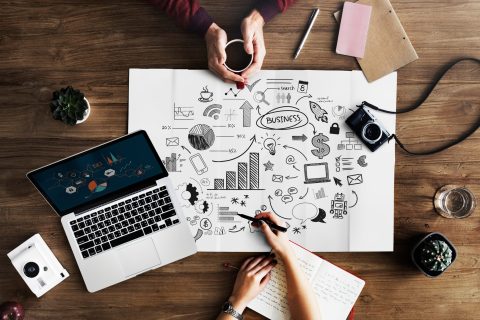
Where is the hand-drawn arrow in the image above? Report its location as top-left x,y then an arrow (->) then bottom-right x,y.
256,105 -> 261,116
299,188 -> 309,199
334,177 -> 342,186
286,176 -> 298,179
283,145 -> 308,161
268,195 -> 292,220
296,94 -> 312,105
292,134 -> 307,142
348,191 -> 358,208
181,146 -> 191,154
240,100 -> 254,127
229,226 -> 246,233
309,123 -> 316,134
213,135 -> 256,163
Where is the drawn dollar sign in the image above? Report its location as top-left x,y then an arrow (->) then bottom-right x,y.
311,133 -> 330,159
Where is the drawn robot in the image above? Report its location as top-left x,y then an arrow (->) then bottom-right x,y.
330,193 -> 347,219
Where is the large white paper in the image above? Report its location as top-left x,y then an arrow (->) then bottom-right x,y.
128,69 -> 396,252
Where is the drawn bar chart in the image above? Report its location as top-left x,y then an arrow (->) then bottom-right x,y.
249,153 -> 259,189
238,162 -> 247,189
226,171 -> 236,189
217,206 -> 239,222
209,152 -> 263,190
163,153 -> 178,172
214,179 -> 225,189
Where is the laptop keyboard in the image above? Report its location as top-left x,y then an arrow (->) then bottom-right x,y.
69,186 -> 179,259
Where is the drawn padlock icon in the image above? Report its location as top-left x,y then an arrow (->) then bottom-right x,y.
330,123 -> 340,134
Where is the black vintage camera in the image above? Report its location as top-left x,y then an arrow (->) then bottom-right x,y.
346,105 -> 390,152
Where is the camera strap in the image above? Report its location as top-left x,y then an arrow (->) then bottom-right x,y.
359,57 -> 480,155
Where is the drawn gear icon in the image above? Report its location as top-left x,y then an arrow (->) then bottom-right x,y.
186,183 -> 199,205
195,200 -> 210,214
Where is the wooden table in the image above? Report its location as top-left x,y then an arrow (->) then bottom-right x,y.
1,1 -> 479,319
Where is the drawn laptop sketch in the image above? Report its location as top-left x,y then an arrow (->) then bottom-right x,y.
27,130 -> 197,292
304,163 -> 331,184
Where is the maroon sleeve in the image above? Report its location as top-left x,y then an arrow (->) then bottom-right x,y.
148,0 -> 214,37
255,0 -> 296,23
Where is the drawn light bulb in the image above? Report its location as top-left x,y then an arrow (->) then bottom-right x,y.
263,138 -> 277,155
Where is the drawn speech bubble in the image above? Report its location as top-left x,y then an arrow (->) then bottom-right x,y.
288,187 -> 298,195
256,106 -> 309,130
292,202 -> 318,224
281,195 -> 293,203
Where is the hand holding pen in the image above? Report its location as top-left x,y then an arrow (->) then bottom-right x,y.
237,213 -> 287,232
240,212 -> 293,259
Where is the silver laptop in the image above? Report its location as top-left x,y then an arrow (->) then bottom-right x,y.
27,130 -> 197,292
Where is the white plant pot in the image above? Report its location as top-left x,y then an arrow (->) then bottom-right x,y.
76,97 -> 91,124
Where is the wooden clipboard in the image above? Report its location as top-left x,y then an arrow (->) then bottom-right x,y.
334,0 -> 418,82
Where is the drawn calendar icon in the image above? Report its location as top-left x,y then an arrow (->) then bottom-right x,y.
297,80 -> 309,93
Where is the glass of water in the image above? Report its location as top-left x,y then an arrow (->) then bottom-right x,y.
434,185 -> 476,218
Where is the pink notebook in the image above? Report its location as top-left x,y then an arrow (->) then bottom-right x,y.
336,2 -> 372,58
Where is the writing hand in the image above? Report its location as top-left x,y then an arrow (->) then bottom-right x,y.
228,255 -> 277,313
255,212 -> 292,259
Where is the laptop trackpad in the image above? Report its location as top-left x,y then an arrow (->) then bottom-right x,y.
117,238 -> 161,277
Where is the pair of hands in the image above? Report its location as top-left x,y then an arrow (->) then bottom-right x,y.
205,10 -> 266,83
227,212 -> 293,313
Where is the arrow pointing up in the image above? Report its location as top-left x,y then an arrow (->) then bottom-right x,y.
239,101 -> 254,127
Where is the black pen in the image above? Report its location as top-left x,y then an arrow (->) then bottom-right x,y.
237,214 -> 288,233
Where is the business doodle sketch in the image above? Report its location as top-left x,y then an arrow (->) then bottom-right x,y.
188,124 -> 215,151
199,86 -> 214,102
309,101 -> 328,123
131,71 -> 396,252
173,103 -> 194,120
357,155 -> 368,167
203,104 -> 222,120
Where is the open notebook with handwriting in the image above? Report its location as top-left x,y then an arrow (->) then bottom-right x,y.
248,242 -> 365,320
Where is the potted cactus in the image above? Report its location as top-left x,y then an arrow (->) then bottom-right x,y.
411,232 -> 456,277
50,86 -> 90,125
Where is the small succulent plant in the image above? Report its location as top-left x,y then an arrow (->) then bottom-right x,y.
50,86 -> 88,125
419,239 -> 453,272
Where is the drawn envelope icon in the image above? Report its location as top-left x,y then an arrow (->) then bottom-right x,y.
272,175 -> 283,183
166,137 -> 179,146
347,174 -> 363,185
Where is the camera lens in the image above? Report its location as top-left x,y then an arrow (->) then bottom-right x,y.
362,122 -> 382,143
23,262 -> 40,278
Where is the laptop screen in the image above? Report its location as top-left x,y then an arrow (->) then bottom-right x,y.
27,131 -> 167,216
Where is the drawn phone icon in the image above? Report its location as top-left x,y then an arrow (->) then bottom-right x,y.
190,153 -> 208,175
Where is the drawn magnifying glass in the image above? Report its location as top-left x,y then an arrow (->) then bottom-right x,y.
254,91 -> 270,105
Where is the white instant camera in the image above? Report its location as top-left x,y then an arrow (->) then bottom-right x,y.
7,234 -> 69,297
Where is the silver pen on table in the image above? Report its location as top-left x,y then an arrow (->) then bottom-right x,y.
293,8 -> 320,60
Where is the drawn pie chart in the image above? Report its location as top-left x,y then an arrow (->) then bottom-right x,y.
188,124 -> 215,150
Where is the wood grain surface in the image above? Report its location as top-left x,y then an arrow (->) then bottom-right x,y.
0,1 -> 479,319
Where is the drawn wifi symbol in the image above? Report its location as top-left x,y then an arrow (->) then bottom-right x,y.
203,104 -> 222,120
